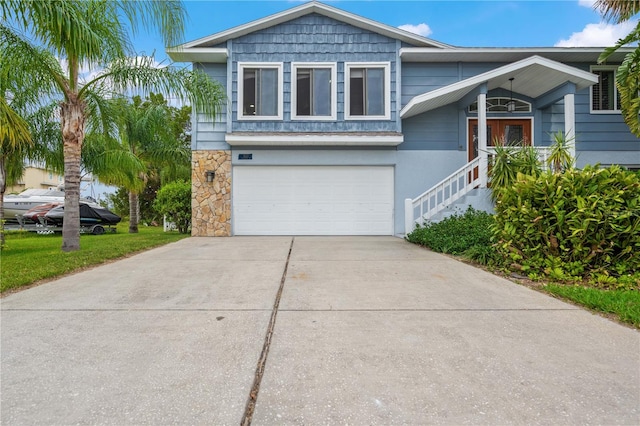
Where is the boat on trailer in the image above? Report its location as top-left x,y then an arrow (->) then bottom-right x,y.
3,187 -> 99,222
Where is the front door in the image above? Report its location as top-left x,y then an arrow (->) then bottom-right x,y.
468,119 -> 532,162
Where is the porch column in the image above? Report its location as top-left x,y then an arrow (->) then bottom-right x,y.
564,92 -> 576,159
478,84 -> 488,187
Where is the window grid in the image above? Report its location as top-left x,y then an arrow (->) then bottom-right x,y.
591,67 -> 621,113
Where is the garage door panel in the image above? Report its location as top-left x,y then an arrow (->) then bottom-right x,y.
233,166 -> 394,235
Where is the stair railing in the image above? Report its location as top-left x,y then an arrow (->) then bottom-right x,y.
404,157 -> 481,234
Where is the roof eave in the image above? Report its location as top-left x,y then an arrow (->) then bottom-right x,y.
166,48 -> 228,63
400,47 -> 634,63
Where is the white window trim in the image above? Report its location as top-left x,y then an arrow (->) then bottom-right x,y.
590,65 -> 620,115
291,62 -> 337,121
237,62 -> 283,121
345,62 -> 391,121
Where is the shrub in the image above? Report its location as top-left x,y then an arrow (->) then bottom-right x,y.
153,180 -> 191,234
406,208 -> 495,255
492,165 -> 640,281
489,140 -> 542,198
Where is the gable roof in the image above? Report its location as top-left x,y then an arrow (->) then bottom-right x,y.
401,55 -> 599,119
174,1 -> 450,50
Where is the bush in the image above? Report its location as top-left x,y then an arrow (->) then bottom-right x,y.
153,180 -> 191,234
406,208 -> 495,256
492,165 -> 640,282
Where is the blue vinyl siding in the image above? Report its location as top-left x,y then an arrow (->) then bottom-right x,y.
401,63 -> 459,106
194,63 -> 228,150
401,105 -> 460,151
230,14 -> 399,133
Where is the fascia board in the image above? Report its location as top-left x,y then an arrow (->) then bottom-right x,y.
166,48 -> 228,63
400,47 -> 635,63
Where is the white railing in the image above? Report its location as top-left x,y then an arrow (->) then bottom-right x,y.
404,146 -> 554,235
404,157 -> 481,234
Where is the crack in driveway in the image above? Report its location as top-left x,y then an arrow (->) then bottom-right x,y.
241,237 -> 294,426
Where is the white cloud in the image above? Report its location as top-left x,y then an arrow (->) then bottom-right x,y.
398,23 -> 432,38
578,0 -> 597,8
555,20 -> 636,47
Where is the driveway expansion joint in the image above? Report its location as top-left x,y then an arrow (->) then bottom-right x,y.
241,237 -> 294,426
278,308 -> 580,312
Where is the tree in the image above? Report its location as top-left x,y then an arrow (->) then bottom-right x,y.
106,94 -> 189,233
595,0 -> 640,136
153,180 -> 191,234
0,35 -> 62,248
0,97 -> 32,249
1,1 -> 224,251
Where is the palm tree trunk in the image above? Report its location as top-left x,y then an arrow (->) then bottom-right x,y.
0,155 -> 6,249
61,99 -> 85,252
129,191 -> 139,233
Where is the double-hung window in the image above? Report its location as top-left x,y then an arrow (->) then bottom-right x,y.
591,66 -> 621,113
238,63 -> 283,120
292,63 -> 336,120
345,62 -> 391,120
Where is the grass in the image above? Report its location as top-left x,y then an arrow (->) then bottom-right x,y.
1,223 -> 189,293
543,284 -> 640,328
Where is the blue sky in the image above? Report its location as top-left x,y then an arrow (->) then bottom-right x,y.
132,0 -> 636,63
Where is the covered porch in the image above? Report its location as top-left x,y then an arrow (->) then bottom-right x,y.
401,55 -> 599,233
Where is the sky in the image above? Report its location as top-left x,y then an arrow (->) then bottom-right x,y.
131,0 -> 636,64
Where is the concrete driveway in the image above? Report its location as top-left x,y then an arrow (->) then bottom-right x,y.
1,236 -> 638,425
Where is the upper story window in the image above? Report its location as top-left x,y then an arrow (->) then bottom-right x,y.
292,63 -> 337,120
345,62 -> 391,120
591,66 -> 621,113
238,62 -> 283,120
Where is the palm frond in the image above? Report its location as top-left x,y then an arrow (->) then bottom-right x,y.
82,134 -> 146,190
598,21 -> 640,64
594,0 -> 640,23
0,94 -> 32,151
0,24 -> 63,103
616,47 -> 640,137
117,0 -> 186,49
83,56 -> 225,121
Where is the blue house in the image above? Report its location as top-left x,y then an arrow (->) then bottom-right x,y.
167,1 -> 639,237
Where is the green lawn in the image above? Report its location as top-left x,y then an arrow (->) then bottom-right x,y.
1,224 -> 189,293
543,284 -> 640,328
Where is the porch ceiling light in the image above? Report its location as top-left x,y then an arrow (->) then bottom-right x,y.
507,77 -> 516,113
205,170 -> 215,182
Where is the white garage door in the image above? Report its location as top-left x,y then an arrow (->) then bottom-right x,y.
233,166 -> 394,235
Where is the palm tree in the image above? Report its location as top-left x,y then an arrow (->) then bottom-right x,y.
109,95 -> 190,233
0,98 -> 32,249
0,32 -> 59,248
1,1 -> 224,251
595,0 -> 640,136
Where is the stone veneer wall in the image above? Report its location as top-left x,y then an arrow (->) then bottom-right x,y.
192,150 -> 232,236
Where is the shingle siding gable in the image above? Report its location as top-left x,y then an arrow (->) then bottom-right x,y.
229,13 -> 399,133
